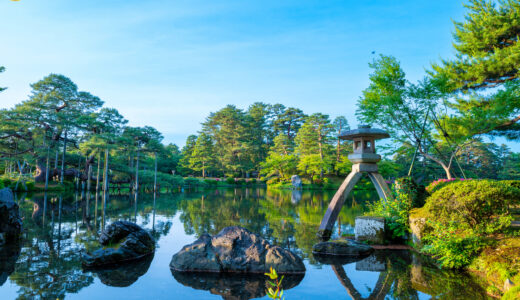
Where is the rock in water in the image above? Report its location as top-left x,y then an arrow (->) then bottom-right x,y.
0,188 -> 22,244
170,226 -> 305,274
82,221 -> 155,268
291,175 -> 302,189
312,239 -> 374,256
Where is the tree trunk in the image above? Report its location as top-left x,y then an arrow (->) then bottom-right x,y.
60,130 -> 67,184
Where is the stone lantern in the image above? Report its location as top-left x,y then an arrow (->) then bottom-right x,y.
317,125 -> 393,240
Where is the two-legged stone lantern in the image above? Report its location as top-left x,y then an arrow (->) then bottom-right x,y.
317,125 -> 392,240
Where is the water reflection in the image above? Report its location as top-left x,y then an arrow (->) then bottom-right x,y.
172,271 -> 304,300
318,250 -> 489,300
0,188 -> 492,299
91,254 -> 154,287
0,241 -> 20,287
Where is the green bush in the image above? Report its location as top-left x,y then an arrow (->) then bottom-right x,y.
235,179 -> 246,185
184,177 -> 202,187
366,176 -> 424,240
0,180 -> 4,190
204,179 -> 218,186
502,180 -> 520,201
422,221 -> 486,269
25,181 -> 35,191
394,177 -> 426,208
425,178 -> 467,194
249,178 -> 257,184
225,177 -> 236,185
1,177 -> 12,188
424,180 -> 520,232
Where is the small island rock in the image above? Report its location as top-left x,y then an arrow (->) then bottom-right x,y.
170,226 -> 305,274
82,221 -> 155,268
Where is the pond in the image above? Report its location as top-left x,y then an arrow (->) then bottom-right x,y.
0,188 -> 491,299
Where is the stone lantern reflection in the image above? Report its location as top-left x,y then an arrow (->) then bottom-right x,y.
317,125 -> 393,240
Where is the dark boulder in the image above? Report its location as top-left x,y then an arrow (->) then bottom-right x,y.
0,188 -> 22,244
312,239 -> 373,257
170,226 -> 305,274
171,270 -> 304,300
82,221 -> 155,268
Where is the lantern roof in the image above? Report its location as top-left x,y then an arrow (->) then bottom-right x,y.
339,125 -> 390,141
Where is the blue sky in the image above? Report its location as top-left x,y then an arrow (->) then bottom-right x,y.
0,0 -> 517,150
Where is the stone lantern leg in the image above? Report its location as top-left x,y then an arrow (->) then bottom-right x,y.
317,125 -> 393,241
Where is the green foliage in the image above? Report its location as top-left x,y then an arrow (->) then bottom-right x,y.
431,0 -> 520,140
184,177 -> 203,187
422,221 -> 486,269
432,0 -> 520,90
366,178 -> 418,240
424,180 -> 520,231
225,177 -> 236,185
420,180 -> 520,270
204,179 -> 218,187
260,153 -> 298,182
394,177 -> 426,208
366,176 -> 426,240
425,178 -> 468,194
265,267 -> 284,300
189,132 -> 216,177
356,54 -> 469,179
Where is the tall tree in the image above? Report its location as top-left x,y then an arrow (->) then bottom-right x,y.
295,113 -> 334,178
202,105 -> 251,176
178,135 -> 198,176
357,55 -> 470,179
432,0 -> 520,139
189,132 -> 216,178
271,105 -> 306,141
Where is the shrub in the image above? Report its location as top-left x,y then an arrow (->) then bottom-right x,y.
394,177 -> 427,208
25,181 -> 35,191
249,178 -> 257,184
184,177 -> 202,187
225,177 -> 236,185
204,179 -> 218,186
367,192 -> 412,240
1,177 -> 12,188
366,177 -> 424,240
424,180 -> 520,232
425,178 -> 469,194
422,221 -> 486,269
235,179 -> 246,185
0,180 -> 3,190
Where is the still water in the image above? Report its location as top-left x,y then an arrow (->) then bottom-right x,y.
0,188 -> 490,299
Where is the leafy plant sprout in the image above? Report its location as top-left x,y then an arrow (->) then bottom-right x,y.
265,267 -> 285,300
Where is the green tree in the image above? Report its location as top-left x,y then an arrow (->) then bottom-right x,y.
202,105 -> 252,176
295,113 -> 334,178
270,104 -> 306,141
179,135 -> 198,176
189,132 -> 216,178
432,0 -> 520,139
357,55 -> 471,179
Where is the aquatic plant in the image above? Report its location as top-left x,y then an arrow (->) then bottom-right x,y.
265,267 -> 284,300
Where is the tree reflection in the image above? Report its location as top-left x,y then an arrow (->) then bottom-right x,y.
319,250 -> 489,300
